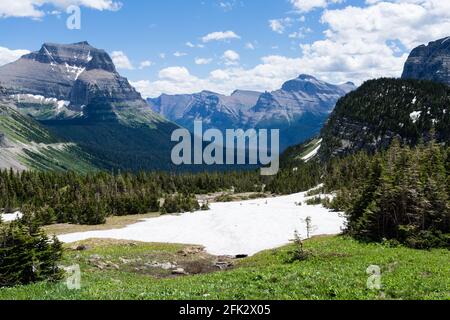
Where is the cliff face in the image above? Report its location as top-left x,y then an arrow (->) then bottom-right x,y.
402,37 -> 450,86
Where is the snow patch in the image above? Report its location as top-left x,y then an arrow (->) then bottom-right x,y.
11,94 -> 70,112
58,189 -> 345,256
1,211 -> 22,222
64,63 -> 85,80
410,111 -> 422,123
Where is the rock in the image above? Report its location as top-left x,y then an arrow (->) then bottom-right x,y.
145,262 -> 177,270
105,261 -> 120,270
402,37 -> 450,86
119,257 -> 133,264
88,254 -> 102,261
172,268 -> 188,275
71,245 -> 89,251
214,261 -> 233,270
179,246 -> 205,256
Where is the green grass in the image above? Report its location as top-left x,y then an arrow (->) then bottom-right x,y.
0,236 -> 448,300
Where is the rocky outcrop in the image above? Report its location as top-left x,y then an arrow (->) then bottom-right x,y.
402,37 -> 450,86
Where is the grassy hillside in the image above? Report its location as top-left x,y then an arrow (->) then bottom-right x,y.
0,236 -> 448,300
0,104 -> 97,172
41,117 -> 178,172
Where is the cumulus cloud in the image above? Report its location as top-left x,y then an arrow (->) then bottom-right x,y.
132,0 -> 450,98
0,46 -> 30,66
0,0 -> 122,19
201,31 -> 241,43
111,51 -> 133,70
222,50 -> 240,66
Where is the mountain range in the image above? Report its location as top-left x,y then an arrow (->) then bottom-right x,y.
2,37 -> 449,173
148,75 -> 355,150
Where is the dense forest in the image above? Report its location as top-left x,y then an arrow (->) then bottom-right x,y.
319,78 -> 450,160
0,162 -> 321,226
322,139 -> 449,249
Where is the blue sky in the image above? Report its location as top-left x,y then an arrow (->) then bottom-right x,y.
0,0 -> 449,97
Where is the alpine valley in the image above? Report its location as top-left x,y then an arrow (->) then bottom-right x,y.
0,5 -> 448,301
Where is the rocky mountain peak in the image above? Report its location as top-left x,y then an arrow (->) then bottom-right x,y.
280,74 -> 347,94
24,41 -> 116,73
0,41 -> 144,110
402,36 -> 450,85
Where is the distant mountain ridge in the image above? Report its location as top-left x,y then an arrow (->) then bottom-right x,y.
148,74 -> 355,150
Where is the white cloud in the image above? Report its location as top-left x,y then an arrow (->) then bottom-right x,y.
219,1 -> 236,12
174,51 -> 187,57
139,60 -> 153,69
201,31 -> 241,43
245,42 -> 256,50
0,46 -> 30,66
290,0 -> 342,13
158,66 -> 193,82
111,51 -> 133,70
132,0 -> 450,98
195,57 -> 213,65
0,0 -> 122,19
269,18 -> 293,34
222,50 -> 240,65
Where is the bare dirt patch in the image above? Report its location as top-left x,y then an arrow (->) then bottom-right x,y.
43,212 -> 160,235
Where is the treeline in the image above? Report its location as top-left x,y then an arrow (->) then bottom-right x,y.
0,163 -> 321,226
323,139 -> 450,249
